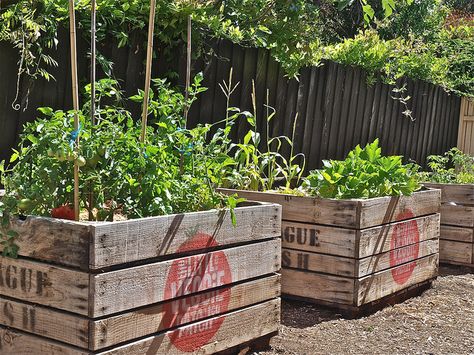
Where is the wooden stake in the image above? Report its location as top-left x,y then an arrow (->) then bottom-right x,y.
184,14 -> 192,126
140,0 -> 157,143
68,0 -> 80,221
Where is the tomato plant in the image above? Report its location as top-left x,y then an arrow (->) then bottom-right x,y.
420,148 -> 474,184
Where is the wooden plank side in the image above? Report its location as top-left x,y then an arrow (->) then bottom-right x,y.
282,220 -> 356,258
90,275 -> 280,350
98,299 -> 280,355
423,183 -> 474,206
0,257 -> 90,316
0,217 -> 91,270
440,225 -> 474,242
0,297 -> 90,348
282,248 -> 355,277
91,203 -> 281,269
281,268 -> 355,305
0,327 -> 88,355
357,239 -> 438,278
220,189 -> 440,229
439,239 -> 473,265
218,189 -> 359,227
440,203 -> 474,227
359,189 -> 441,229
358,214 -> 440,258
356,253 -> 438,306
91,239 -> 281,317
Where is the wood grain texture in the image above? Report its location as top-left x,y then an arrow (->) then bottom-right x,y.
358,214 -> 440,258
356,253 -> 438,306
423,183 -> 474,205
0,257 -> 90,315
358,189 -> 441,229
281,268 -> 355,305
91,239 -> 281,317
440,225 -> 474,242
439,239 -> 473,265
98,299 -> 280,355
440,203 -> 474,227
0,217 -> 91,270
219,188 -> 440,229
357,239 -> 438,278
0,297 -> 89,348
90,275 -> 280,350
91,203 -> 281,269
0,327 -> 88,355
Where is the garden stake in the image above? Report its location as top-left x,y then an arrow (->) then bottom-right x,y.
89,0 -> 97,220
140,0 -> 157,143
68,0 -> 80,221
184,14 -> 192,125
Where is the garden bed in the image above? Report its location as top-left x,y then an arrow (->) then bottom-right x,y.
424,183 -> 474,267
219,188 -> 440,315
0,202 -> 281,354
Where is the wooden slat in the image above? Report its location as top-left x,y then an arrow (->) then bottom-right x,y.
91,203 -> 281,269
0,217 -> 91,270
356,253 -> 438,306
358,214 -> 440,258
98,299 -> 280,355
282,248 -> 355,277
440,203 -> 474,227
219,189 -> 359,227
0,257 -> 90,316
358,189 -> 441,229
423,183 -> 474,205
282,220 -> 357,258
0,327 -> 88,355
439,239 -> 473,265
357,239 -> 438,278
440,225 -> 474,242
90,275 -> 279,350
91,239 -> 281,317
281,268 -> 355,305
0,296 -> 89,348
220,188 -> 440,229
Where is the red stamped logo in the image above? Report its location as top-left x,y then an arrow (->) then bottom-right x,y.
389,210 -> 420,285
163,233 -> 232,352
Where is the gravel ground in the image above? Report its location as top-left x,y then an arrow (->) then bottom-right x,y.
261,266 -> 474,355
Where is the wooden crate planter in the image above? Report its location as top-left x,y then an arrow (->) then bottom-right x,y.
220,188 -> 441,314
424,183 -> 474,267
0,202 -> 282,354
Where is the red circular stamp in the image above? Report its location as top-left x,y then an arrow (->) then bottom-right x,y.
389,210 -> 420,285
163,233 -> 232,352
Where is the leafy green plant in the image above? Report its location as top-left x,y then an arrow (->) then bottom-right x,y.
420,148 -> 474,184
302,139 -> 421,199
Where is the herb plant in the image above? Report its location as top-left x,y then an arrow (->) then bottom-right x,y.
302,139 -> 421,199
420,148 -> 474,184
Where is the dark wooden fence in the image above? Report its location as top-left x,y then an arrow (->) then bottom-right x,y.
0,35 -> 462,170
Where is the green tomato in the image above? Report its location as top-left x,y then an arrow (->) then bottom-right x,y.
97,147 -> 106,157
47,149 -> 55,157
56,150 -> 66,161
18,198 -> 34,211
66,153 -> 75,161
75,156 -> 87,167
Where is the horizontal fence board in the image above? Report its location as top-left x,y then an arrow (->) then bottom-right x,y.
439,239 -> 473,265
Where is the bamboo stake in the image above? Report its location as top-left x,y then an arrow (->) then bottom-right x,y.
88,0 -> 96,221
184,14 -> 192,125
140,0 -> 157,143
69,0 -> 80,221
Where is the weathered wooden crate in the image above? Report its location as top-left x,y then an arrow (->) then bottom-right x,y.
0,202 -> 282,354
424,183 -> 474,267
219,188 -> 440,314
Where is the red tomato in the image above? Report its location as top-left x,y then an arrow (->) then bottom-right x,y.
51,205 -> 75,220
